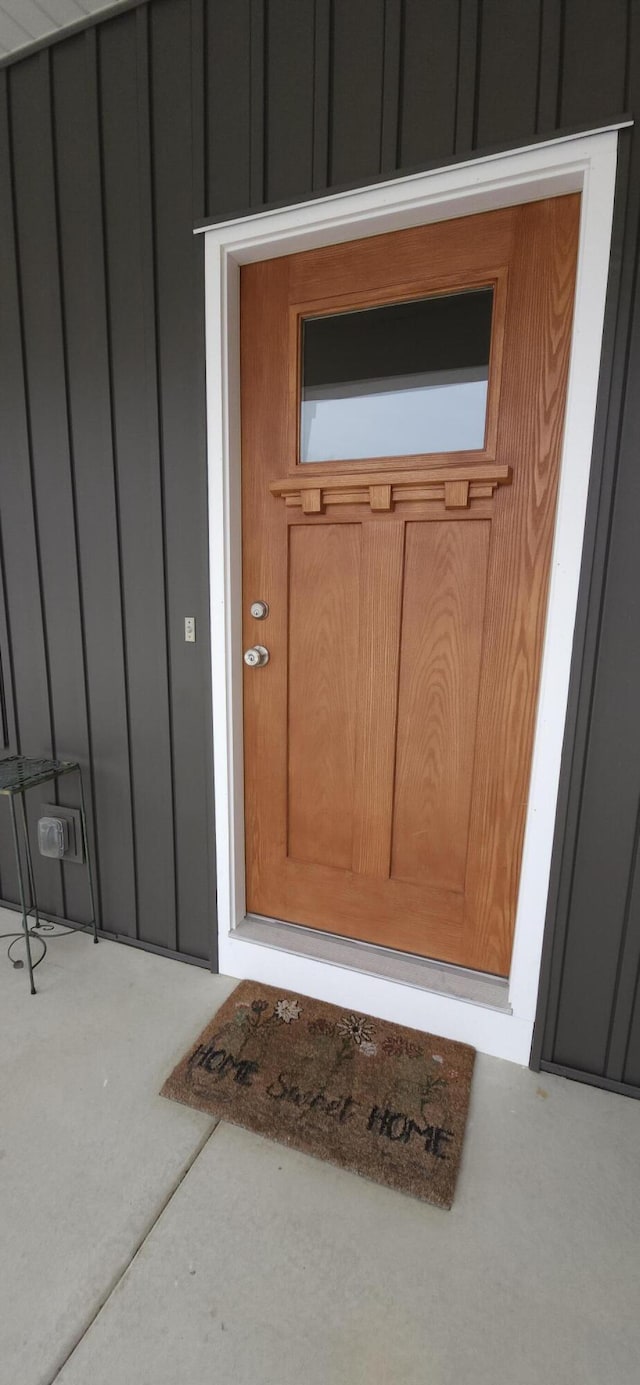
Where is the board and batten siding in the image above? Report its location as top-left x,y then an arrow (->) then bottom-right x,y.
0,0 -> 638,1090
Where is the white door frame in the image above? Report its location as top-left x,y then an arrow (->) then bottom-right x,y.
198,125 -> 625,1064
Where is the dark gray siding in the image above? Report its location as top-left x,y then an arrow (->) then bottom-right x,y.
0,0 -> 638,1089
0,0 -> 214,960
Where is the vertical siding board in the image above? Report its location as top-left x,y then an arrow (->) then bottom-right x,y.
249,0 -> 265,205
0,77 -> 22,903
190,0 -> 206,221
190,0 -> 217,958
329,0 -> 386,185
98,10 -> 176,950
536,0 -> 562,132
0,536 -> 18,901
51,30 -> 137,935
559,0 -> 629,125
0,544 -> 15,753
264,0 -> 315,204
205,0 -> 252,216
455,0 -> 480,152
397,0 -> 459,169
621,857 -> 640,1081
149,0 -> 215,961
312,0 -> 330,191
9,52 -> 90,919
623,992 -> 640,1087
609,821 -> 640,1081
551,574 -> 640,1077
379,0 -> 402,174
605,12 -> 640,1085
475,0 -> 541,148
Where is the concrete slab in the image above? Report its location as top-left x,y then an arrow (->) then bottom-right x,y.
55,1048 -> 640,1385
0,913 -> 235,1385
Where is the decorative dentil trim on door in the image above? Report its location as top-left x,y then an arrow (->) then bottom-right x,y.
270,463 -> 512,514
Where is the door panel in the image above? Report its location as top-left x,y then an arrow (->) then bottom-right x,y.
351,521 -> 405,878
288,523 -> 361,870
241,197 -> 579,976
391,520 -> 490,893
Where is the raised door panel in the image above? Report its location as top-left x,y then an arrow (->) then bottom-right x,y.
392,520 -> 490,893
288,523 -> 361,870
351,521 -> 405,878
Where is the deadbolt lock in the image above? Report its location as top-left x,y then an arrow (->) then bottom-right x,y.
244,645 -> 270,668
250,600 -> 269,620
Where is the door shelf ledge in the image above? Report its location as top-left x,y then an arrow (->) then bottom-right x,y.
270,463 -> 511,513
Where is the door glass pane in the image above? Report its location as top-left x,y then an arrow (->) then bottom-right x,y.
300,287 -> 493,463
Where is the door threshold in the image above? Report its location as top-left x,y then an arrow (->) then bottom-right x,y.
234,915 -> 512,1014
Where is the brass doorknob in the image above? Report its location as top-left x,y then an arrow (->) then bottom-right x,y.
244,645 -> 270,668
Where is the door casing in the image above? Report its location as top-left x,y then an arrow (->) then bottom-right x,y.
198,127 -> 622,1064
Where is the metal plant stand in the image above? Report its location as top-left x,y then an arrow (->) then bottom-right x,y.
0,755 -> 98,994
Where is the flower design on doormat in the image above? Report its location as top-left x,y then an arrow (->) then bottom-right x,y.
275,998 -> 301,1024
337,1014 -> 376,1047
235,996 -> 301,1034
419,1076 -> 448,1112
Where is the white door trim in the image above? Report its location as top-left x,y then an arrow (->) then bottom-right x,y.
201,126 -> 624,1064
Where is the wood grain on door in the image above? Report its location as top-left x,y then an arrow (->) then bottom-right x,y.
241,197 -> 579,976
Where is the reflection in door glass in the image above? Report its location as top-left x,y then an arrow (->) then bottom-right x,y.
300,287 -> 494,462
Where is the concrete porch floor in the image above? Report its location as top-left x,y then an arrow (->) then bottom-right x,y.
1,911 -> 639,1385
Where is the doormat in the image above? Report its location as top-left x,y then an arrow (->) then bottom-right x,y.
161,982 -> 475,1209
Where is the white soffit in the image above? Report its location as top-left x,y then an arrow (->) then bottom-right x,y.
0,0 -> 128,62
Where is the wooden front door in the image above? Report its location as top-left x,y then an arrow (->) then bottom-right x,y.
241,196 -> 579,977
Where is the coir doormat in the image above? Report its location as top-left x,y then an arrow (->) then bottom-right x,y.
161,981 -> 475,1209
